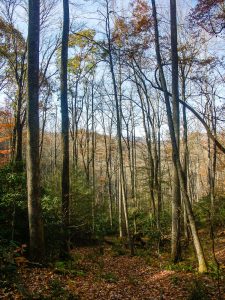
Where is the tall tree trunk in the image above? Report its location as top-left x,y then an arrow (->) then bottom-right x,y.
102,110 -> 113,229
156,111 -> 162,233
118,165 -> 123,238
151,0 -> 207,273
60,0 -> 70,257
181,69 -> 190,242
54,105 -> 58,171
106,0 -> 133,255
154,97 -> 162,231
40,89 -> 51,161
91,78 -> 96,232
206,94 -> 217,218
133,69 -> 156,216
27,0 -> 45,262
170,0 -> 181,263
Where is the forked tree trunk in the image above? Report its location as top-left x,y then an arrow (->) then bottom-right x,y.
151,0 -> 207,273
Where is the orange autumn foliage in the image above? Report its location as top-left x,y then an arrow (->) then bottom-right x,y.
131,0 -> 153,34
0,110 -> 13,166
0,136 -> 11,143
112,0 -> 153,53
0,149 -> 11,155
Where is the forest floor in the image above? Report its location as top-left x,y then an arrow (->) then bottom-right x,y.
1,231 -> 225,299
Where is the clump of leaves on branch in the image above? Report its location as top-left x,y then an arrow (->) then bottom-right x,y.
190,0 -> 225,34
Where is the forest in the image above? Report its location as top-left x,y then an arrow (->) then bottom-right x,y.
0,0 -> 225,299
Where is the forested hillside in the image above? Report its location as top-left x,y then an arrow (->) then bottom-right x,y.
0,0 -> 225,299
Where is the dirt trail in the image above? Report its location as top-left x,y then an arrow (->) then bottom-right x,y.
10,244 -> 224,299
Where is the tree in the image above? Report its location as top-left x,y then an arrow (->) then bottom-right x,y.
0,12 -> 27,162
170,0 -> 181,263
104,0 -> 134,254
151,0 -> 207,273
67,29 -> 96,169
0,110 -> 13,166
190,0 -> 225,34
27,0 -> 45,262
60,0 -> 70,257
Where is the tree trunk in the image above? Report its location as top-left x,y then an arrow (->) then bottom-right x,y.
106,0 -> 133,255
133,69 -> 156,217
91,78 -> 96,232
60,0 -> 70,257
27,0 -> 45,262
170,0 -> 181,263
102,111 -> 113,229
181,69 -> 190,242
151,0 -> 207,273
15,91 -> 23,162
54,105 -> 58,171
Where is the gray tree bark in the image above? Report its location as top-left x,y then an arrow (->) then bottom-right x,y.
60,0 -> 70,257
27,0 -> 45,262
170,0 -> 181,263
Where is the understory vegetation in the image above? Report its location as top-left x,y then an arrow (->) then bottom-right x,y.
1,163 -> 225,299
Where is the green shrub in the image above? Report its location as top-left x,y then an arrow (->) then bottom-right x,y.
49,278 -> 66,298
165,262 -> 194,272
128,210 -> 171,246
101,272 -> 118,283
194,195 -> 225,228
208,261 -> 223,280
188,279 -> 210,300
0,163 -> 28,242
0,239 -> 18,275
54,259 -> 87,277
111,240 -> 126,256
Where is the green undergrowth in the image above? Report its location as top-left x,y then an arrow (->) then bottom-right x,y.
31,277 -> 81,300
54,259 -> 87,277
187,279 -> 210,300
111,242 -> 127,257
101,272 -> 118,283
165,262 -> 195,272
